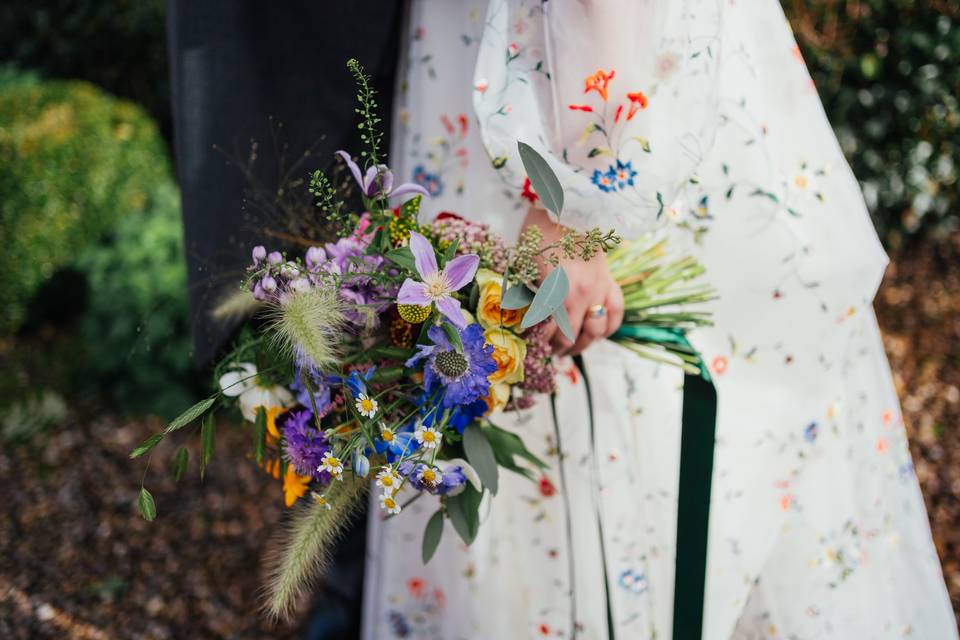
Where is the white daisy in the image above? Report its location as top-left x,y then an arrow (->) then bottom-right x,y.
379,425 -> 396,444
311,491 -> 332,510
414,425 -> 442,450
318,451 -> 344,479
375,467 -> 401,492
417,465 -> 443,490
355,393 -> 379,418
379,492 -> 402,515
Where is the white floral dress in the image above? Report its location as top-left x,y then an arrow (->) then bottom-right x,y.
361,1 -> 958,639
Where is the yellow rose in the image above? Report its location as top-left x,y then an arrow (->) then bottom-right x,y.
475,268 -> 526,329
484,327 -> 526,385
484,383 -> 511,414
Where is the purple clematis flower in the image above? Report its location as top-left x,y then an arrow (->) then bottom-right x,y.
336,150 -> 429,200
397,232 -> 479,328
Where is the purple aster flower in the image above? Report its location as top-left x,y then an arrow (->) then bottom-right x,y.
406,323 -> 496,408
397,232 -> 479,328
282,409 -> 332,481
336,150 -> 429,200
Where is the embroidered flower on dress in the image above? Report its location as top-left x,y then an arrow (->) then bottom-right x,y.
584,69 -> 615,101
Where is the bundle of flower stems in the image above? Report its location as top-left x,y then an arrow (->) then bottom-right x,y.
608,238 -> 716,374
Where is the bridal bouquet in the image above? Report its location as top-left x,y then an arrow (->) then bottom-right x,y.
130,60 -> 713,619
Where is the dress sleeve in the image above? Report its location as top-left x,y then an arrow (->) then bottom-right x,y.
473,0 -> 723,239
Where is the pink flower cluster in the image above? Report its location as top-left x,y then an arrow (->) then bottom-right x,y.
429,216 -> 509,273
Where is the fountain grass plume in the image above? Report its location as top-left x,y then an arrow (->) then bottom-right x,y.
212,289 -> 262,322
265,287 -> 346,372
261,475 -> 367,621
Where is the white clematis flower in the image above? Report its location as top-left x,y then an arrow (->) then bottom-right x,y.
218,362 -> 293,422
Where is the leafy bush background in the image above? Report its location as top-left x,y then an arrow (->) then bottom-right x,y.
0,70 -> 169,333
785,0 -> 959,245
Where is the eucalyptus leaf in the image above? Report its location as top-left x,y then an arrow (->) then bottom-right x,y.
200,412 -> 215,480
137,487 -> 157,522
501,284 -> 534,310
446,485 -> 482,545
129,433 -> 163,459
165,396 -> 216,434
520,266 -> 569,329
422,509 -> 444,564
553,304 -> 575,343
484,424 -> 549,477
172,447 -> 189,482
518,141 -> 564,216
463,423 -> 499,495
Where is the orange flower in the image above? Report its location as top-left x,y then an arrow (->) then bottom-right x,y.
282,465 -> 312,507
584,69 -> 615,101
626,91 -> 649,120
265,406 -> 285,441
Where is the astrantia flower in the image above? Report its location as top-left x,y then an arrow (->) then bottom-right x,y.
379,492 -> 402,515
397,232 -> 479,329
355,393 -> 379,418
376,467 -> 401,493
319,452 -> 344,479
337,150 -> 429,200
414,424 -> 442,449
218,362 -> 293,422
406,324 -> 497,408
282,409 -> 332,481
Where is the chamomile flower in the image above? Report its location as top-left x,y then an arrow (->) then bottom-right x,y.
311,491 -> 332,510
376,467 -> 401,492
416,465 -> 443,490
355,393 -> 379,418
319,451 -> 344,479
379,492 -> 402,515
379,425 -> 396,444
414,424 -> 442,449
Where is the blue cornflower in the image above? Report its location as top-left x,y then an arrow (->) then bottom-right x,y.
373,423 -> 420,462
406,323 -> 497,408
281,409 -> 332,481
419,397 -> 487,434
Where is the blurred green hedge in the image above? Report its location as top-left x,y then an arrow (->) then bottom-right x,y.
784,0 -> 959,245
74,181 -> 196,417
0,71 -> 169,333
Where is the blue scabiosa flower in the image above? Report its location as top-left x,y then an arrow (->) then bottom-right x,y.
281,409 -> 332,482
406,323 -> 497,408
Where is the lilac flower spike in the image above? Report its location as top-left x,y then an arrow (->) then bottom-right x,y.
397,232 -> 478,328
335,150 -> 429,200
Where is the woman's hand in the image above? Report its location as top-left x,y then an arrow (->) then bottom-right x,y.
521,207 -> 624,356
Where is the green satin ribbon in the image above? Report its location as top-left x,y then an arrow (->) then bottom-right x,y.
612,325 -> 717,640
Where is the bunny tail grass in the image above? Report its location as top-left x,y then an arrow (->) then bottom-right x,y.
267,288 -> 346,371
212,289 -> 262,322
261,476 -> 367,622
